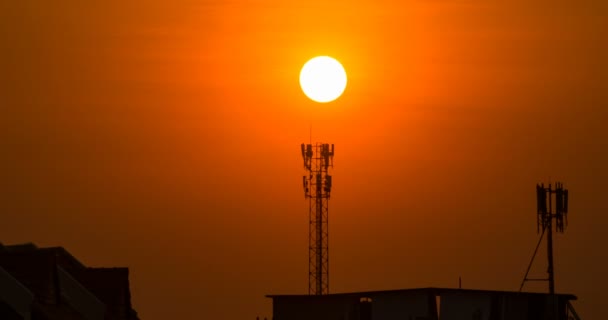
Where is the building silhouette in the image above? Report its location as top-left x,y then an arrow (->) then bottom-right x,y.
0,243 -> 139,320
268,287 -> 580,320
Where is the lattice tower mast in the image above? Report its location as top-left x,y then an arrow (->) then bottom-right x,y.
301,143 -> 334,295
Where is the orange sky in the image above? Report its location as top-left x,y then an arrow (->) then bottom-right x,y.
1,1 -> 607,319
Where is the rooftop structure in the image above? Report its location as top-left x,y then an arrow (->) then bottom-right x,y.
0,242 -> 139,320
268,287 -> 580,320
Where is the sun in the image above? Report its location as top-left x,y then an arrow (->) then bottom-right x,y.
299,56 -> 347,103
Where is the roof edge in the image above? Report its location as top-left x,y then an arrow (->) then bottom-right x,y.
266,287 -> 577,300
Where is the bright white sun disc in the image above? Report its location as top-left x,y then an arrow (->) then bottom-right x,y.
299,56 -> 347,103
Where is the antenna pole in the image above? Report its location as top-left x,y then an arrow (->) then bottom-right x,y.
521,182 -> 569,296
309,124 -> 312,145
547,186 -> 555,294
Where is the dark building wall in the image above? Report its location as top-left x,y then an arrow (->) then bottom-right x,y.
0,244 -> 139,320
440,291 -> 492,320
0,300 -> 23,320
370,291 -> 436,320
273,296 -> 360,320
0,251 -> 58,305
71,268 -> 133,320
269,289 -> 576,320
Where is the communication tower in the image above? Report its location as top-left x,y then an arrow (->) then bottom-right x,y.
301,143 -> 334,295
520,182 -> 570,294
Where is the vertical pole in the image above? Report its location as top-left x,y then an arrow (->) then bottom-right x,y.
308,186 -> 313,295
316,172 -> 323,294
326,195 -> 329,294
547,218 -> 555,294
547,186 -> 556,320
547,187 -> 555,294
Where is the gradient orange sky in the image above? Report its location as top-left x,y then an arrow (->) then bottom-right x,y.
1,1 -> 607,319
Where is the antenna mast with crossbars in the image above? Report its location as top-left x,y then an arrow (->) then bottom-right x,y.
301,143 -> 334,295
520,182 -> 570,294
